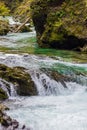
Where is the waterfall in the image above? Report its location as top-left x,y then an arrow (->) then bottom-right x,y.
1,70 -> 86,98
29,70 -> 86,96
0,78 -> 10,97
0,78 -> 17,98
0,53 -> 87,97
9,83 -> 17,97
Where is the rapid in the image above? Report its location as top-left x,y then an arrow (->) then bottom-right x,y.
0,23 -> 87,130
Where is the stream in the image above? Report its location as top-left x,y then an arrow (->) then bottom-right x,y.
0,29 -> 87,130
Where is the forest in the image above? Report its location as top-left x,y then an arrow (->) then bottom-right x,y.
0,0 -> 87,130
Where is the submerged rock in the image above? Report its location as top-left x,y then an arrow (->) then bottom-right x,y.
0,64 -> 37,96
31,0 -> 87,51
0,20 -> 9,35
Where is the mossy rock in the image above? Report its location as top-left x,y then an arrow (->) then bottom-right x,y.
31,0 -> 87,51
0,20 -> 9,35
0,88 -> 8,100
0,64 -> 37,96
0,104 -> 9,124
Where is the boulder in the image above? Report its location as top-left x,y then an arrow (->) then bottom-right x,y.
31,0 -> 87,51
0,64 -> 37,96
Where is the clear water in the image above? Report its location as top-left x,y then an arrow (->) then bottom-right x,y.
0,31 -> 87,63
0,30 -> 87,130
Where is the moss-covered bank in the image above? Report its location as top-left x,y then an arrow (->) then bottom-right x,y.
31,0 -> 87,51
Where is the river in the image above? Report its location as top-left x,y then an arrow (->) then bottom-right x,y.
0,29 -> 87,130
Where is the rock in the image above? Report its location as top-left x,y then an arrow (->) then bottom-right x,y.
0,104 -> 9,111
0,104 -> 9,124
12,119 -> 19,129
0,104 -> 30,130
41,68 -> 75,88
0,20 -> 9,35
0,88 -> 8,100
1,115 -> 12,127
0,64 -> 37,96
31,0 -> 87,51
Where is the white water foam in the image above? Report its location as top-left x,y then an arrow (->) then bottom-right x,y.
0,78 -> 17,98
0,54 -> 86,130
0,78 -> 10,97
6,87 -> 87,130
0,53 -> 87,69
29,70 -> 86,96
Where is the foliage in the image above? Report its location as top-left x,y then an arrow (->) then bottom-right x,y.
0,0 -> 23,12
0,2 -> 10,16
14,0 -> 33,22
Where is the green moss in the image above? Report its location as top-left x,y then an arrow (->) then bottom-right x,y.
0,88 -> 8,100
0,2 -> 10,16
50,32 -> 64,42
31,0 -> 87,51
0,64 -> 37,96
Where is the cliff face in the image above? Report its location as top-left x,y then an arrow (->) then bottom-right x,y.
31,0 -> 87,51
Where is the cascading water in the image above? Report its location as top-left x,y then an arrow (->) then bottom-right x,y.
0,78 -> 10,97
1,55 -> 86,130
9,83 -> 17,97
29,70 -> 87,96
0,30 -> 87,130
0,78 -> 17,98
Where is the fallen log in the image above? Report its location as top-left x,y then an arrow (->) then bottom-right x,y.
14,17 -> 30,33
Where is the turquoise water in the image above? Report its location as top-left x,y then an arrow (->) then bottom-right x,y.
0,31 -> 87,63
0,31 -> 87,130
